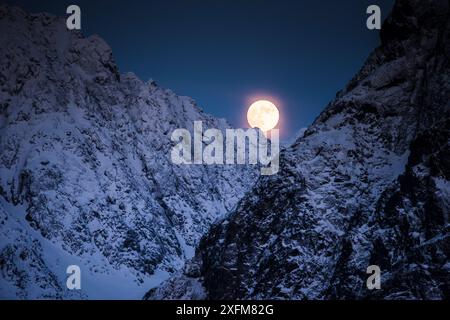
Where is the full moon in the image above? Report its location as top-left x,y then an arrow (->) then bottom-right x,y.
247,100 -> 279,133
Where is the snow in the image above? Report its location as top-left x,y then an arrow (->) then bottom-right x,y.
0,5 -> 257,299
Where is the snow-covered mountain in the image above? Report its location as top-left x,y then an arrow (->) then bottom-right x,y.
0,6 -> 257,299
148,0 -> 450,299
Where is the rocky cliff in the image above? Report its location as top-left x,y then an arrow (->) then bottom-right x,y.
148,0 -> 450,299
0,6 -> 257,299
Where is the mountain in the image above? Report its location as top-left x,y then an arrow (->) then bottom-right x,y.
0,6 -> 257,299
148,0 -> 450,299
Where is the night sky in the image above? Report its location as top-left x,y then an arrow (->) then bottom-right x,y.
6,0 -> 394,140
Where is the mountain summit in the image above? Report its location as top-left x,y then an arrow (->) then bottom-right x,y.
148,0 -> 450,300
0,5 -> 257,299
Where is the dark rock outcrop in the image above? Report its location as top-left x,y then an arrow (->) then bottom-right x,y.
149,0 -> 450,300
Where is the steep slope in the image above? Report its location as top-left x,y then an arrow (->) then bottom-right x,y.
0,6 -> 257,299
148,0 -> 450,299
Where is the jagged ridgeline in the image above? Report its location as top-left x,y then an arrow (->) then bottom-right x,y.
148,0 -> 450,300
0,6 -> 258,299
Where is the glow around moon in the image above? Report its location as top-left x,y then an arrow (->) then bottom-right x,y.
247,100 -> 279,132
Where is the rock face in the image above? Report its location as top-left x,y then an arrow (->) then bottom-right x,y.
0,6 -> 257,299
149,0 -> 450,300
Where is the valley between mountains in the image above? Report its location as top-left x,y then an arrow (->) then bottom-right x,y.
1,0 -> 449,300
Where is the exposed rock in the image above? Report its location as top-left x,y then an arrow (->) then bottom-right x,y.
149,0 -> 450,300
0,5 -> 257,299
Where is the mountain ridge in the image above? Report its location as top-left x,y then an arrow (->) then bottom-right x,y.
148,0 -> 450,300
0,5 -> 257,299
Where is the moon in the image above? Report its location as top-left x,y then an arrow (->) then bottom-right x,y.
247,100 -> 279,133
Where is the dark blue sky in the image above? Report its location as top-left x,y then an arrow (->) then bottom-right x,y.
7,0 -> 394,139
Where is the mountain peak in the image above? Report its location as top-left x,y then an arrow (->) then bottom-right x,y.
148,0 -> 450,300
0,5 -> 257,299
